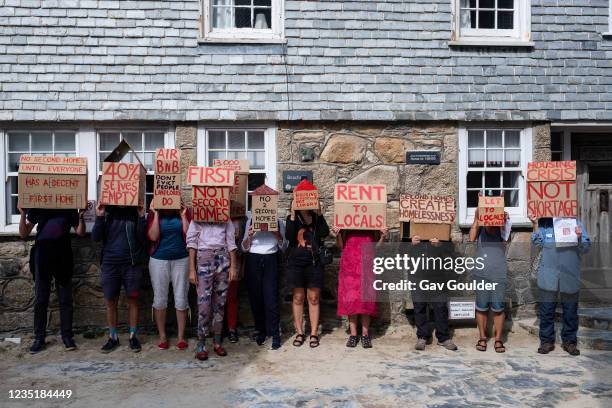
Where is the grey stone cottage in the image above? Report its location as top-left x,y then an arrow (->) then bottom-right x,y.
1,0 -> 611,331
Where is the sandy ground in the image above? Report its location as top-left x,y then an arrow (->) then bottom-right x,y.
1,323 -> 611,408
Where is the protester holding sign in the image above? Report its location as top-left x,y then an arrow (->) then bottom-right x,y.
92,203 -> 147,353
19,207 -> 86,354
146,204 -> 191,351
469,199 -> 511,354
332,225 -> 387,348
186,217 -> 238,361
530,215 -> 590,356
285,192 -> 330,349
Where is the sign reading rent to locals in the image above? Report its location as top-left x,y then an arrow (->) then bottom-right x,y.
18,155 -> 88,209
399,194 -> 455,224
187,166 -> 235,223
334,184 -> 387,230
477,196 -> 505,227
527,160 -> 577,218
213,159 -> 249,217
153,148 -> 181,209
251,185 -> 279,232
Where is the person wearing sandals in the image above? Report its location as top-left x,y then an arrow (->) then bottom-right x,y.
469,207 -> 511,354
285,194 -> 330,349
332,226 -> 388,348
146,203 -> 191,351
187,218 -> 238,360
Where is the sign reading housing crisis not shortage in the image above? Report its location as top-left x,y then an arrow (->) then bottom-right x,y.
527,160 -> 577,218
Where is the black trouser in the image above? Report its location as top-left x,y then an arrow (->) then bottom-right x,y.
413,302 -> 450,343
33,239 -> 74,341
246,253 -> 280,337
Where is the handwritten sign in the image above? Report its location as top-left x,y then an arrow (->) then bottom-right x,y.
153,148 -> 181,209
213,160 -> 249,217
448,300 -> 476,320
294,190 -> 319,211
252,194 -> 278,232
553,217 -> 578,247
334,184 -> 387,230
527,161 -> 577,218
18,155 -> 88,209
187,166 -> 235,187
99,162 -> 146,207
399,194 -> 455,224
477,196 -> 504,227
192,186 -> 230,222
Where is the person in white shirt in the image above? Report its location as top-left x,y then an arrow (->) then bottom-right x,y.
241,213 -> 288,350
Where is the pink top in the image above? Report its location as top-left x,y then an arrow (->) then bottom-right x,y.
186,221 -> 237,252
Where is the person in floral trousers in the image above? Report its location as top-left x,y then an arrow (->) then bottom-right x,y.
187,220 -> 237,361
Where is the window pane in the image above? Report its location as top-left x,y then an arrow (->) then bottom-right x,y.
227,151 -> 247,160
504,149 -> 521,167
8,132 -> 29,151
503,171 -> 519,188
498,0 -> 514,9
479,0 -> 495,8
248,173 -> 266,191
228,131 -> 245,149
100,132 -> 120,151
247,131 -> 265,149
248,151 -> 265,169
55,132 -> 76,151
8,153 -> 22,172
123,132 -> 142,151
479,10 -> 495,28
551,152 -> 562,161
487,130 -> 503,148
498,11 -> 513,29
467,171 -> 482,188
99,153 -> 106,171
254,0 -> 271,6
467,190 -> 480,207
461,0 -> 477,7
487,150 -> 503,167
208,131 -> 226,149
235,0 -> 251,5
504,190 -> 519,207
235,7 -> 251,28
468,149 -> 485,167
468,130 -> 484,147
254,8 -> 271,29
145,132 -> 165,150
143,152 -> 155,171
212,7 -> 233,29
505,130 -> 520,147
484,171 -> 501,188
550,132 -> 562,152
31,132 -> 53,152
208,151 -> 225,164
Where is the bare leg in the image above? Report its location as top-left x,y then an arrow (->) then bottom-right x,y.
292,288 -> 305,335
154,308 -> 167,342
127,297 -> 139,338
348,315 -> 358,336
493,311 -> 505,341
105,299 -> 118,336
361,315 -> 371,337
176,309 -> 187,343
307,288 -> 320,337
476,310 -> 488,339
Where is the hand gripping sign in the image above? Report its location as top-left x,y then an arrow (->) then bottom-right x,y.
527,160 -> 577,218
99,140 -> 146,207
187,166 -> 235,223
250,184 -> 279,232
153,148 -> 181,210
18,155 -> 88,209
212,159 -> 249,217
334,183 -> 387,230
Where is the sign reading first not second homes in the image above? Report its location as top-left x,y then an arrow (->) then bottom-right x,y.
187,166 -> 235,223
334,184 -> 387,230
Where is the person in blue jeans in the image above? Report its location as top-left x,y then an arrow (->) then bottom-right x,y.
469,208 -> 511,353
530,215 -> 590,356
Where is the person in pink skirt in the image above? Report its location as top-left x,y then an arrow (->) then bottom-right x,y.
332,226 -> 388,348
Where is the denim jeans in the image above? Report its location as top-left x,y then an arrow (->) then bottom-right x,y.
538,289 -> 579,344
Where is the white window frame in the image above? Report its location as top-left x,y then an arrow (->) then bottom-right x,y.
605,1 -> 612,37
0,125 -> 174,233
197,123 -> 277,191
458,125 -> 533,227
200,0 -> 285,43
450,0 -> 533,46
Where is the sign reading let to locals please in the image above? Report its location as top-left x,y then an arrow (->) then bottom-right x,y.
251,185 -> 279,232
477,196 -> 505,227
153,148 -> 181,210
527,160 -> 577,218
187,166 -> 235,222
213,159 -> 249,217
18,155 -> 88,209
334,184 -> 387,230
99,140 -> 146,207
399,194 -> 455,224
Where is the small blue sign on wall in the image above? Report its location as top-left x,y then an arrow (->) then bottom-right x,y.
406,151 -> 441,165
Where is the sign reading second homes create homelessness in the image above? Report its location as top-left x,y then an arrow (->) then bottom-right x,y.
18,155 -> 88,209
527,160 -> 577,218
213,159 -> 249,217
399,194 -> 455,224
153,148 -> 181,209
334,184 -> 387,230
477,196 -> 505,227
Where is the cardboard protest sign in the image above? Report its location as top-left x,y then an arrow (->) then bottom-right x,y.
187,166 -> 235,223
213,159 -> 249,217
99,140 -> 146,207
553,217 -> 578,247
399,194 -> 455,224
527,161 -> 577,218
250,185 -> 279,232
477,196 -> 505,227
18,155 -> 88,209
334,184 -> 387,230
293,179 -> 319,210
153,148 -> 181,210
409,222 -> 451,241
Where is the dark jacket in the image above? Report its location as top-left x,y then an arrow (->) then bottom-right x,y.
92,207 -> 147,266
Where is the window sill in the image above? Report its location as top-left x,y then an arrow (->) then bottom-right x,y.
603,32 -> 612,37
197,37 -> 287,45
449,39 -> 535,48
